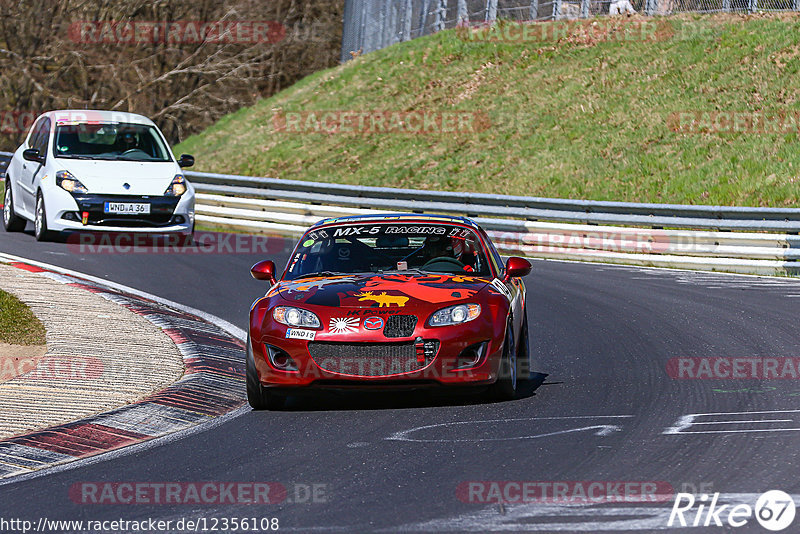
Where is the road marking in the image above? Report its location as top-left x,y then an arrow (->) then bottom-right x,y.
664,409 -> 800,435
386,416 -> 632,443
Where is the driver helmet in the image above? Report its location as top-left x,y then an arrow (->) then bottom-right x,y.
119,131 -> 138,149
422,235 -> 454,259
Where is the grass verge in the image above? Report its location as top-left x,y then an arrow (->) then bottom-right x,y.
0,289 -> 46,345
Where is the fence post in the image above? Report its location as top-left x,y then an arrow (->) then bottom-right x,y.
722,0 -> 730,11
486,0 -> 498,22
434,0 -> 448,31
403,0 -> 413,40
646,0 -> 660,15
418,0 -> 431,36
580,0 -> 590,17
748,0 -> 757,11
530,0 -> 539,19
381,0 -> 391,48
793,0 -> 799,11
458,0 -> 469,25
553,0 -> 562,19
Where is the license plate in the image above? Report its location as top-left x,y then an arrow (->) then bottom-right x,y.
286,329 -> 315,340
104,202 -> 150,215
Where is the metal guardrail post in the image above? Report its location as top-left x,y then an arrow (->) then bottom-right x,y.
434,0 -> 447,31
486,0 -> 498,22
418,0 -> 431,37
457,0 -> 469,25
403,0 -> 413,40
530,0 -> 539,19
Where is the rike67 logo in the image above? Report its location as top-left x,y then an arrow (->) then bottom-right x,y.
669,490 -> 796,531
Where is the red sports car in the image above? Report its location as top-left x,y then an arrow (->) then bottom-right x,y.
246,214 -> 532,409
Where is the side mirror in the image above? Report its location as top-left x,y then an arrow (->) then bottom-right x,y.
177,154 -> 195,168
23,148 -> 44,164
251,260 -> 277,284
504,257 -> 531,281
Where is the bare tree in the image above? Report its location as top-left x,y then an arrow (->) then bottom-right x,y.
0,0 -> 343,148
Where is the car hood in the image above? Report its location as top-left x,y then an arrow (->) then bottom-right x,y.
53,159 -> 179,195
274,272 -> 494,309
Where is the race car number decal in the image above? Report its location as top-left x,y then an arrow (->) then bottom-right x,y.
285,329 -> 316,340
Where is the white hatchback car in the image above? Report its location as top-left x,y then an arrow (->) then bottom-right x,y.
3,110 -> 195,241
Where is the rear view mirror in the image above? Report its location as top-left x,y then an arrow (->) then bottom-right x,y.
177,154 -> 195,168
504,257 -> 532,281
23,148 -> 44,164
251,260 -> 277,284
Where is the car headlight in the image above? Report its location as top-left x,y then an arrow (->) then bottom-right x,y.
427,304 -> 481,327
55,170 -> 88,194
273,306 -> 321,329
164,174 -> 187,196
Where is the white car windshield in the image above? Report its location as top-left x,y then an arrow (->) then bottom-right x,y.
52,122 -> 171,162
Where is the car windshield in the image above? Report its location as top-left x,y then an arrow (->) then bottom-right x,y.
284,222 -> 492,280
52,122 -> 171,162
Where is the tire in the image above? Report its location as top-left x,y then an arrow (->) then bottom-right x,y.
34,193 -> 55,242
246,335 -> 285,410
517,308 -> 533,382
488,321 -> 518,401
3,182 -> 26,232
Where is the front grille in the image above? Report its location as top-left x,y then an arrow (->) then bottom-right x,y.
71,194 -> 180,227
383,315 -> 418,338
308,341 -> 429,377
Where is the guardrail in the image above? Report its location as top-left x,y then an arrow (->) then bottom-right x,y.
3,151 -> 797,275
185,170 -> 800,277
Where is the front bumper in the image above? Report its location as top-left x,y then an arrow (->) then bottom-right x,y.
251,326 -> 504,389
48,192 -> 194,233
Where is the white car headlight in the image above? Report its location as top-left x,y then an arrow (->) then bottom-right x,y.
427,304 -> 481,327
273,306 -> 321,329
55,170 -> 88,194
164,174 -> 187,196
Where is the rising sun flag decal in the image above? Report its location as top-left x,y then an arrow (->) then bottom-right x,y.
329,317 -> 360,334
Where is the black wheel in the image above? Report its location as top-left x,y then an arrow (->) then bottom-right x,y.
246,335 -> 284,410
34,193 -> 55,242
488,321 -> 518,401
3,182 -> 26,232
517,307 -> 533,382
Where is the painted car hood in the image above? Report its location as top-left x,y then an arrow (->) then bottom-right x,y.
53,159 -> 179,195
273,272 -> 494,309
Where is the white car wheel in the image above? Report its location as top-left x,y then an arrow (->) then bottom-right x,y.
3,184 -> 27,232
